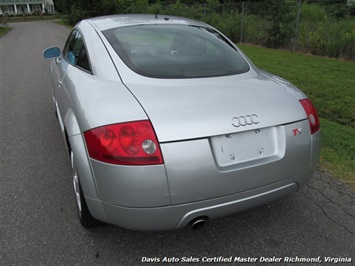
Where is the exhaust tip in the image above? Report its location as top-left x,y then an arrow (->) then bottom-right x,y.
189,217 -> 208,230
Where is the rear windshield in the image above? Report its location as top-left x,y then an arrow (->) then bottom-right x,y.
103,24 -> 250,79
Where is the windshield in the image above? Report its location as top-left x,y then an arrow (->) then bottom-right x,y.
103,24 -> 250,78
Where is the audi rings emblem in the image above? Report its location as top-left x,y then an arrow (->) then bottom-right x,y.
232,114 -> 259,127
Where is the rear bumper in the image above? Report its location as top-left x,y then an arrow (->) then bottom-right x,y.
85,167 -> 314,231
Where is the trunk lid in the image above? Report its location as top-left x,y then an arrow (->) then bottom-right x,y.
124,72 -> 306,142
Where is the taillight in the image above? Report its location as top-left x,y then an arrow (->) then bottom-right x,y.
84,120 -> 163,165
300,99 -> 320,135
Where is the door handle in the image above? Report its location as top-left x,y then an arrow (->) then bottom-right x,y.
58,78 -> 63,86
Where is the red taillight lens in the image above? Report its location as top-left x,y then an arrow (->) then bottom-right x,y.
84,120 -> 163,165
300,99 -> 320,135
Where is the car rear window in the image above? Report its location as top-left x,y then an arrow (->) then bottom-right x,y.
103,24 -> 250,79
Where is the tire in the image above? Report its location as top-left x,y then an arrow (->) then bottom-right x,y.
71,151 -> 101,229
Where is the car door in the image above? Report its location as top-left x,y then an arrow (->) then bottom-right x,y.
54,29 -> 92,131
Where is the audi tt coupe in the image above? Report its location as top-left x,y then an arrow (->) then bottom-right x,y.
43,14 -> 320,231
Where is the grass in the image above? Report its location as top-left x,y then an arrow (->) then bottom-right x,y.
239,45 -> 355,127
0,26 -> 11,38
238,44 -> 355,186
56,19 -> 73,30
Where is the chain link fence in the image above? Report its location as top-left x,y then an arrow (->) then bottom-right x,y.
56,0 -> 354,60
153,0 -> 355,60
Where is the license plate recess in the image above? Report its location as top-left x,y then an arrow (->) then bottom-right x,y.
210,126 -> 285,169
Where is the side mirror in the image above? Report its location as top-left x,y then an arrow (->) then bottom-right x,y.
43,47 -> 61,59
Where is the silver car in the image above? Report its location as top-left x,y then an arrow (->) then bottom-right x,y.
43,14 -> 320,231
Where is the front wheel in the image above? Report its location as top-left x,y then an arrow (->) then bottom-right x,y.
71,151 -> 101,228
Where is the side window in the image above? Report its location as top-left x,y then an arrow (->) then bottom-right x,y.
63,30 -> 91,73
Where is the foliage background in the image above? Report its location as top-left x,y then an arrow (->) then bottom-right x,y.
53,0 -> 355,60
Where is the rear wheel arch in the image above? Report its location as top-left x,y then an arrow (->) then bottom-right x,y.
70,149 -> 101,228
66,130 -> 100,200
63,109 -> 81,137
63,111 -> 99,215
64,129 -> 71,156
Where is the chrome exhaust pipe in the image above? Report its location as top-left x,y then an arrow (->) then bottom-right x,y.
190,217 -> 207,230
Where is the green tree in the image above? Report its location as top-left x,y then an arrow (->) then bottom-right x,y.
264,0 -> 295,48
53,0 -> 71,13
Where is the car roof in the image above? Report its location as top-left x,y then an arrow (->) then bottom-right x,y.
85,14 -> 209,31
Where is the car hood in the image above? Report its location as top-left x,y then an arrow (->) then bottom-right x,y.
123,72 -> 307,142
